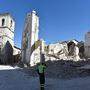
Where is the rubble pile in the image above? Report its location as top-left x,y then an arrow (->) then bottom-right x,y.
20,59 -> 90,79
45,60 -> 90,79
45,40 -> 85,62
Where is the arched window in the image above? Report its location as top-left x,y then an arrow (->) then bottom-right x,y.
10,20 -> 12,27
2,18 -> 5,26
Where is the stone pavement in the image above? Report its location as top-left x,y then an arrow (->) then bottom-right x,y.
0,65 -> 90,90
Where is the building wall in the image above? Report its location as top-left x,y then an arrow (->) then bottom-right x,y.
31,11 -> 39,45
0,13 -> 15,51
84,32 -> 90,58
1,28 -> 14,47
0,13 -> 15,64
0,14 -> 15,32
22,11 -> 39,66
13,47 -> 21,55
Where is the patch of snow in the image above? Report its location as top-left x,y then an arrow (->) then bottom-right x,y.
0,65 -> 20,70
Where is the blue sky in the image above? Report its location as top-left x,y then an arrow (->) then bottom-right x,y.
0,0 -> 90,48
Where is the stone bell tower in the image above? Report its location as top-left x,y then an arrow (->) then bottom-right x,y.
0,13 -> 15,53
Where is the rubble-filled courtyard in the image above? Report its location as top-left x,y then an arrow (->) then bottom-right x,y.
0,65 -> 90,90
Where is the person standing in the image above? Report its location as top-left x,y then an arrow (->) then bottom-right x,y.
37,63 -> 46,90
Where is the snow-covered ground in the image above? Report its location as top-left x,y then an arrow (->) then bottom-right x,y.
0,65 -> 19,70
0,65 -> 90,90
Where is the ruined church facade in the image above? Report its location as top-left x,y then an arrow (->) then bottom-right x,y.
22,11 -> 85,66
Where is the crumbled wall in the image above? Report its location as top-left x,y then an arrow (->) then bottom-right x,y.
44,40 -> 81,61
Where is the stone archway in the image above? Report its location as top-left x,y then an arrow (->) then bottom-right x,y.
67,41 -> 75,56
